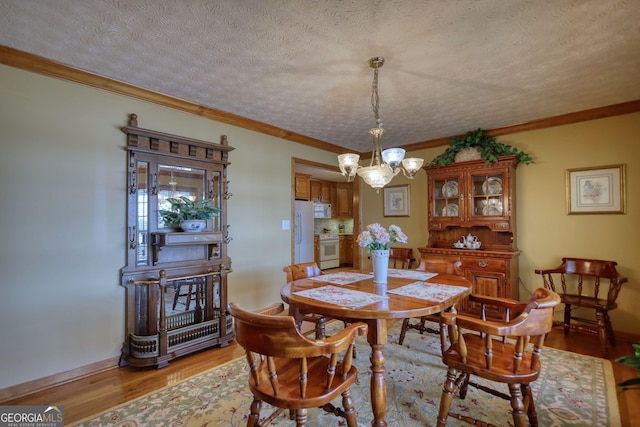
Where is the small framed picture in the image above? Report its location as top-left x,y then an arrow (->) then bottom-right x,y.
383,184 -> 410,217
566,164 -> 626,214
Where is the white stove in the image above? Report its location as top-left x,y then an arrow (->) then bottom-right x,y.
318,233 -> 340,269
318,233 -> 339,241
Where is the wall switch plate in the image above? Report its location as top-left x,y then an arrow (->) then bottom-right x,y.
282,220 -> 290,230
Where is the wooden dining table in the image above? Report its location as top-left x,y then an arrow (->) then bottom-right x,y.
281,269 -> 472,427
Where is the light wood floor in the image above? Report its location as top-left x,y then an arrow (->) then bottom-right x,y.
3,327 -> 639,426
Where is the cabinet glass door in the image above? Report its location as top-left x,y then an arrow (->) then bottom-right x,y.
433,177 -> 461,218
471,171 -> 505,218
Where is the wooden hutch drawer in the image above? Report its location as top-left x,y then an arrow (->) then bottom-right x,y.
154,232 -> 221,246
492,221 -> 510,230
460,257 -> 506,271
429,222 -> 444,230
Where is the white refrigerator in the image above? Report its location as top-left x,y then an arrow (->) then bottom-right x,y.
294,200 -> 315,264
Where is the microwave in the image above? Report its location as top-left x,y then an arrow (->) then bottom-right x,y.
313,203 -> 332,218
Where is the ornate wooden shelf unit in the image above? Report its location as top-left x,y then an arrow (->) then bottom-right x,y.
419,155 -> 520,317
120,113 -> 234,368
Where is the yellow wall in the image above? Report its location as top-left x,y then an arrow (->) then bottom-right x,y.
507,117 -> 639,334
357,171 -> 429,267
0,62 -> 638,391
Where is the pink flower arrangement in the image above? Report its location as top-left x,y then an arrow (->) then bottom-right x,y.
356,223 -> 408,251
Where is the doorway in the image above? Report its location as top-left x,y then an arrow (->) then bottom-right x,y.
292,158 -> 360,271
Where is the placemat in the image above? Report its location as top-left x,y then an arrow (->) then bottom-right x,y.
387,269 -> 438,281
387,281 -> 467,303
293,285 -> 386,309
309,271 -> 373,285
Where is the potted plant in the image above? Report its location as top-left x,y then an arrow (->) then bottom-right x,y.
158,196 -> 220,232
428,128 -> 533,167
616,343 -> 640,391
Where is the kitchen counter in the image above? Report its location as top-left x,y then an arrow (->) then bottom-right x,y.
315,232 -> 353,236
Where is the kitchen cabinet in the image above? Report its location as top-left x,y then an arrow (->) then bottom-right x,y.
335,182 -> 353,217
339,234 -> 353,266
309,179 -> 351,217
314,235 -> 320,264
310,179 -> 333,203
418,155 -> 520,318
295,173 -> 311,200
324,182 -> 334,205
120,113 -> 234,368
310,180 -> 321,202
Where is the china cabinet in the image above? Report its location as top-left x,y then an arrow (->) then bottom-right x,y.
120,114 -> 234,368
418,155 -> 520,318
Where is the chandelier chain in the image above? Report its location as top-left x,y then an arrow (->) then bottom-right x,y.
371,68 -> 380,125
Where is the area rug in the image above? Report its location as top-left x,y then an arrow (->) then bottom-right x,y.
71,322 -> 620,426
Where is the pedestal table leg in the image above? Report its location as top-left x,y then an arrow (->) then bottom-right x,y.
368,320 -> 388,427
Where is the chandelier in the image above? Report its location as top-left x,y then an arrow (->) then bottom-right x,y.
338,57 -> 424,192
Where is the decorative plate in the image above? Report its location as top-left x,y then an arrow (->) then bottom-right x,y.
442,203 -> 459,216
442,181 -> 459,198
482,204 -> 503,216
482,177 -> 503,195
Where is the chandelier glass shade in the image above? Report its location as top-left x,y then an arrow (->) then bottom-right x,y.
338,57 -> 424,192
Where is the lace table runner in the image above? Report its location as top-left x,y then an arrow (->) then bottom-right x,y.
309,271 -> 373,285
386,281 -> 468,303
387,269 -> 438,281
293,285 -> 387,309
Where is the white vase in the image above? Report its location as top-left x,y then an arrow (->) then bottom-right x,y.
180,220 -> 207,232
371,249 -> 390,284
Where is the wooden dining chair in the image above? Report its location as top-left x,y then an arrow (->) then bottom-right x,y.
171,277 -> 205,311
397,257 -> 463,345
534,257 -> 628,358
436,287 -> 560,427
229,302 -> 367,427
283,262 -> 330,339
388,247 -> 416,269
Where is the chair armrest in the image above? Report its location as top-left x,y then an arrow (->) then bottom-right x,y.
452,313 -> 530,337
611,276 -> 629,285
440,311 -> 456,326
443,306 -> 547,337
321,322 -> 368,353
534,267 -> 564,275
440,310 -> 508,334
254,302 -> 286,316
442,288 -> 559,338
468,294 -> 528,312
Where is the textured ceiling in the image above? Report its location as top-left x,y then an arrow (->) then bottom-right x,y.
1,0 -> 639,154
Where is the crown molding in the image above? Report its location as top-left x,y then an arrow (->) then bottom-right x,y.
0,45 -> 343,154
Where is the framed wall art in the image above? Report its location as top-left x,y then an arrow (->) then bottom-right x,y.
383,184 -> 410,217
566,164 -> 626,214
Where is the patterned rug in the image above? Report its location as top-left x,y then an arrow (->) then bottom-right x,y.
72,322 -> 620,426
